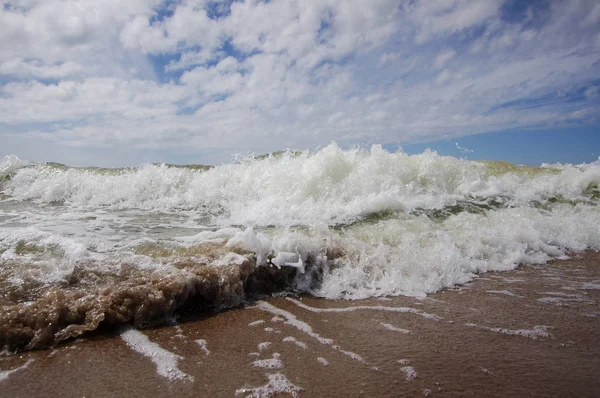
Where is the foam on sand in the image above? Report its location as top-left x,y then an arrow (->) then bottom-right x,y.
282,336 -> 308,349
255,301 -> 370,366
486,290 -> 523,297
400,366 -> 418,382
255,302 -> 334,345
235,372 -> 303,397
380,323 -> 411,334
120,327 -> 192,381
258,342 -> 272,352
466,323 -> 552,339
286,297 -> 442,320
0,359 -> 33,382
252,353 -> 283,369
195,339 -> 210,355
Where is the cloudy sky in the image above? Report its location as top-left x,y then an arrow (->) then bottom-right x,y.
1,0 -> 599,166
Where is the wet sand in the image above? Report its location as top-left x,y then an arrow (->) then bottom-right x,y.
2,252 -> 600,397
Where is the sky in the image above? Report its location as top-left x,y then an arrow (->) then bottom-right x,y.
0,0 -> 599,167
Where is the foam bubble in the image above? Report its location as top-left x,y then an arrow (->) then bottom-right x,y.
400,366 -> 417,381
235,372 -> 303,397
282,336 -> 307,349
252,355 -> 283,370
334,347 -> 367,364
258,342 -> 272,352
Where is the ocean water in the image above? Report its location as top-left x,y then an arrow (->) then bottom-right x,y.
1,143 -> 599,350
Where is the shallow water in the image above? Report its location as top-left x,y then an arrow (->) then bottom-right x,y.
1,253 -> 599,397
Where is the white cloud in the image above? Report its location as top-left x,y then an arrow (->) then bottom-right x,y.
433,50 -> 456,69
585,86 -> 599,100
0,58 -> 84,79
0,0 -> 158,79
0,0 -> 599,166
408,0 -> 502,44
379,51 -> 401,66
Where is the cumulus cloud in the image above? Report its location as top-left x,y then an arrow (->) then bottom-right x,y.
0,0 -> 599,166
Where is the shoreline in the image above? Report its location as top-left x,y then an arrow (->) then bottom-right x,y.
2,252 -> 600,397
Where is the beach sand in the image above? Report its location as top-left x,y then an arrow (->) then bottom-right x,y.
1,252 -> 600,397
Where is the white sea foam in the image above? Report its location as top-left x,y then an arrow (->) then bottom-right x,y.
581,281 -> 600,290
541,292 -> 584,298
333,346 -> 367,364
2,146 -> 600,301
286,298 -> 441,320
5,145 -> 598,221
492,277 -> 526,284
258,342 -> 272,352
235,372 -> 303,397
316,357 -> 329,367
0,227 -> 91,282
255,302 -> 334,345
400,366 -> 417,381
486,290 -> 523,298
255,302 -> 371,367
0,359 -> 33,382
466,323 -> 552,339
120,328 -> 192,381
195,339 -> 210,355
282,336 -> 307,349
537,297 -> 569,305
252,353 -> 283,370
380,323 -> 410,334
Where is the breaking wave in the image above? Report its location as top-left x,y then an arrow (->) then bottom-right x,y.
1,144 -> 599,350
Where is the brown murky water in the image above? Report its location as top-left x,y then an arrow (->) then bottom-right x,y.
1,252 -> 600,397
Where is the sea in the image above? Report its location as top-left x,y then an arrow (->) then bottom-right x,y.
1,143 -> 599,351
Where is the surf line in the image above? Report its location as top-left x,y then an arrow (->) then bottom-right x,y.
254,302 -> 368,366
285,297 -> 443,321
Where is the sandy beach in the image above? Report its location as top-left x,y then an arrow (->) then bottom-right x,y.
1,251 -> 600,397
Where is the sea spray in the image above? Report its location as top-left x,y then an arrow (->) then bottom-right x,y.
1,144 -> 599,350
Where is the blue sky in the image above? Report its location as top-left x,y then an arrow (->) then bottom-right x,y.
396,126 -> 600,165
0,0 -> 599,167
